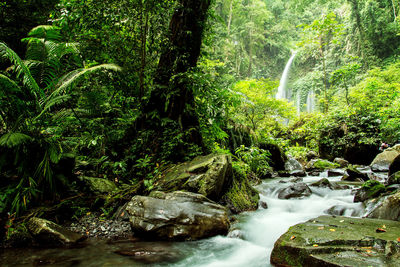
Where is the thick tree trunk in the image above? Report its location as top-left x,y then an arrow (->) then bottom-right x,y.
142,0 -> 211,150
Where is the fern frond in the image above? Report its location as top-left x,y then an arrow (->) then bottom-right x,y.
26,25 -> 62,41
0,42 -> 44,99
0,132 -> 32,148
34,95 -> 70,121
49,64 -> 122,96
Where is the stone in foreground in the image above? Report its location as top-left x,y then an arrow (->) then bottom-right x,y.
271,215 -> 400,267
126,191 -> 230,241
28,217 -> 86,246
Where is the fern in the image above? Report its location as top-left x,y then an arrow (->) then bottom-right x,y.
0,132 -> 32,148
0,42 -> 43,99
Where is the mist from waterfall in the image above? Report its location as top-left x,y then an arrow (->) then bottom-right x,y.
276,52 -> 297,100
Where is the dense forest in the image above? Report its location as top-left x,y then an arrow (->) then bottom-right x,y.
1,0 -> 400,265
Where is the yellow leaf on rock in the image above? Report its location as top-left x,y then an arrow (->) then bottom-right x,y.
329,229 -> 336,232
318,227 -> 324,230
313,244 -> 319,247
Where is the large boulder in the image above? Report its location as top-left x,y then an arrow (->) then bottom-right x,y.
79,176 -> 118,194
333,157 -> 349,168
155,154 -> 232,201
278,182 -> 312,199
27,217 -> 85,246
259,143 -> 287,171
125,191 -> 230,241
271,215 -> 400,267
367,191 -> 400,221
342,165 -> 369,182
284,157 -> 306,177
389,154 -> 400,176
310,178 -> 343,190
354,180 -> 386,203
370,148 -> 400,172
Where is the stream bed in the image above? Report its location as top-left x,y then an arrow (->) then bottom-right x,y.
1,174 -> 366,267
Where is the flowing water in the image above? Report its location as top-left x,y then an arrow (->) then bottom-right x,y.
276,52 -> 297,100
1,174 -> 364,267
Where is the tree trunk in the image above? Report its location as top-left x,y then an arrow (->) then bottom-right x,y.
142,0 -> 211,150
348,0 -> 368,68
139,0 -> 149,99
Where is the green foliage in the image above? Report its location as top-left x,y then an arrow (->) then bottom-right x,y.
235,145 -> 271,178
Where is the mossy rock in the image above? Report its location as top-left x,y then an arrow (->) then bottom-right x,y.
155,154 -> 233,201
354,180 -> 386,202
271,215 -> 400,267
221,162 -> 259,214
306,159 -> 339,171
79,176 -> 118,194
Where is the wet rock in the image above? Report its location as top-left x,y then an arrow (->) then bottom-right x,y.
271,215 -> 400,267
284,157 -> 304,172
310,178 -> 339,190
333,157 -> 349,168
342,166 -> 369,182
289,177 -> 303,183
306,151 -> 318,161
277,171 -> 291,177
115,242 -> 183,264
370,148 -> 400,172
227,229 -> 245,239
79,176 -> 118,194
308,170 -> 321,176
354,180 -> 386,203
324,205 -> 359,216
125,191 -> 230,241
290,170 -> 307,177
155,154 -> 232,201
259,201 -> 268,209
388,171 -> 400,186
389,155 -> 400,177
28,217 -> 85,246
327,168 -> 345,177
278,182 -> 312,199
367,191 -> 400,221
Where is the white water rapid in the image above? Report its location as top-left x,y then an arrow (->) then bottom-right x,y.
171,174 -> 364,267
1,174 -> 366,267
276,52 -> 297,100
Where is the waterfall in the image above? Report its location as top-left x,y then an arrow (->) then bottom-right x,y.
276,52 -> 297,100
306,90 -> 315,113
296,91 -> 301,115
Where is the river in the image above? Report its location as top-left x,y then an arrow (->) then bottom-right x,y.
1,173 -> 365,267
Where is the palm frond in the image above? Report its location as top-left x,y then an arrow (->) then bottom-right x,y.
26,25 -> 62,41
0,42 -> 44,99
49,64 -> 122,96
0,132 -> 32,148
34,95 -> 71,121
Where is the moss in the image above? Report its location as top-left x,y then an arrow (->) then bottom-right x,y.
361,180 -> 386,199
222,161 -> 259,214
313,159 -> 339,170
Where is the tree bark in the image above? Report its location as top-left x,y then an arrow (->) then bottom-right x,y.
142,0 -> 211,150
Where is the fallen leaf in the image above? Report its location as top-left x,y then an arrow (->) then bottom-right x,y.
382,225 -> 386,229
339,220 -> 344,223
318,227 -> 324,230
329,229 -> 336,232
376,228 -> 386,233
397,237 -> 400,242
313,244 -> 319,247
290,235 -> 296,240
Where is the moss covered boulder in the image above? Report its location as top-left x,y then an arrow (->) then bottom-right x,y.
388,171 -> 400,186
221,162 -> 259,214
354,180 -> 386,203
271,215 -> 400,267
79,176 -> 118,194
306,159 -> 339,171
125,191 -> 230,241
155,154 -> 232,201
342,165 -> 369,182
27,217 -> 86,246
389,155 -> 400,177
